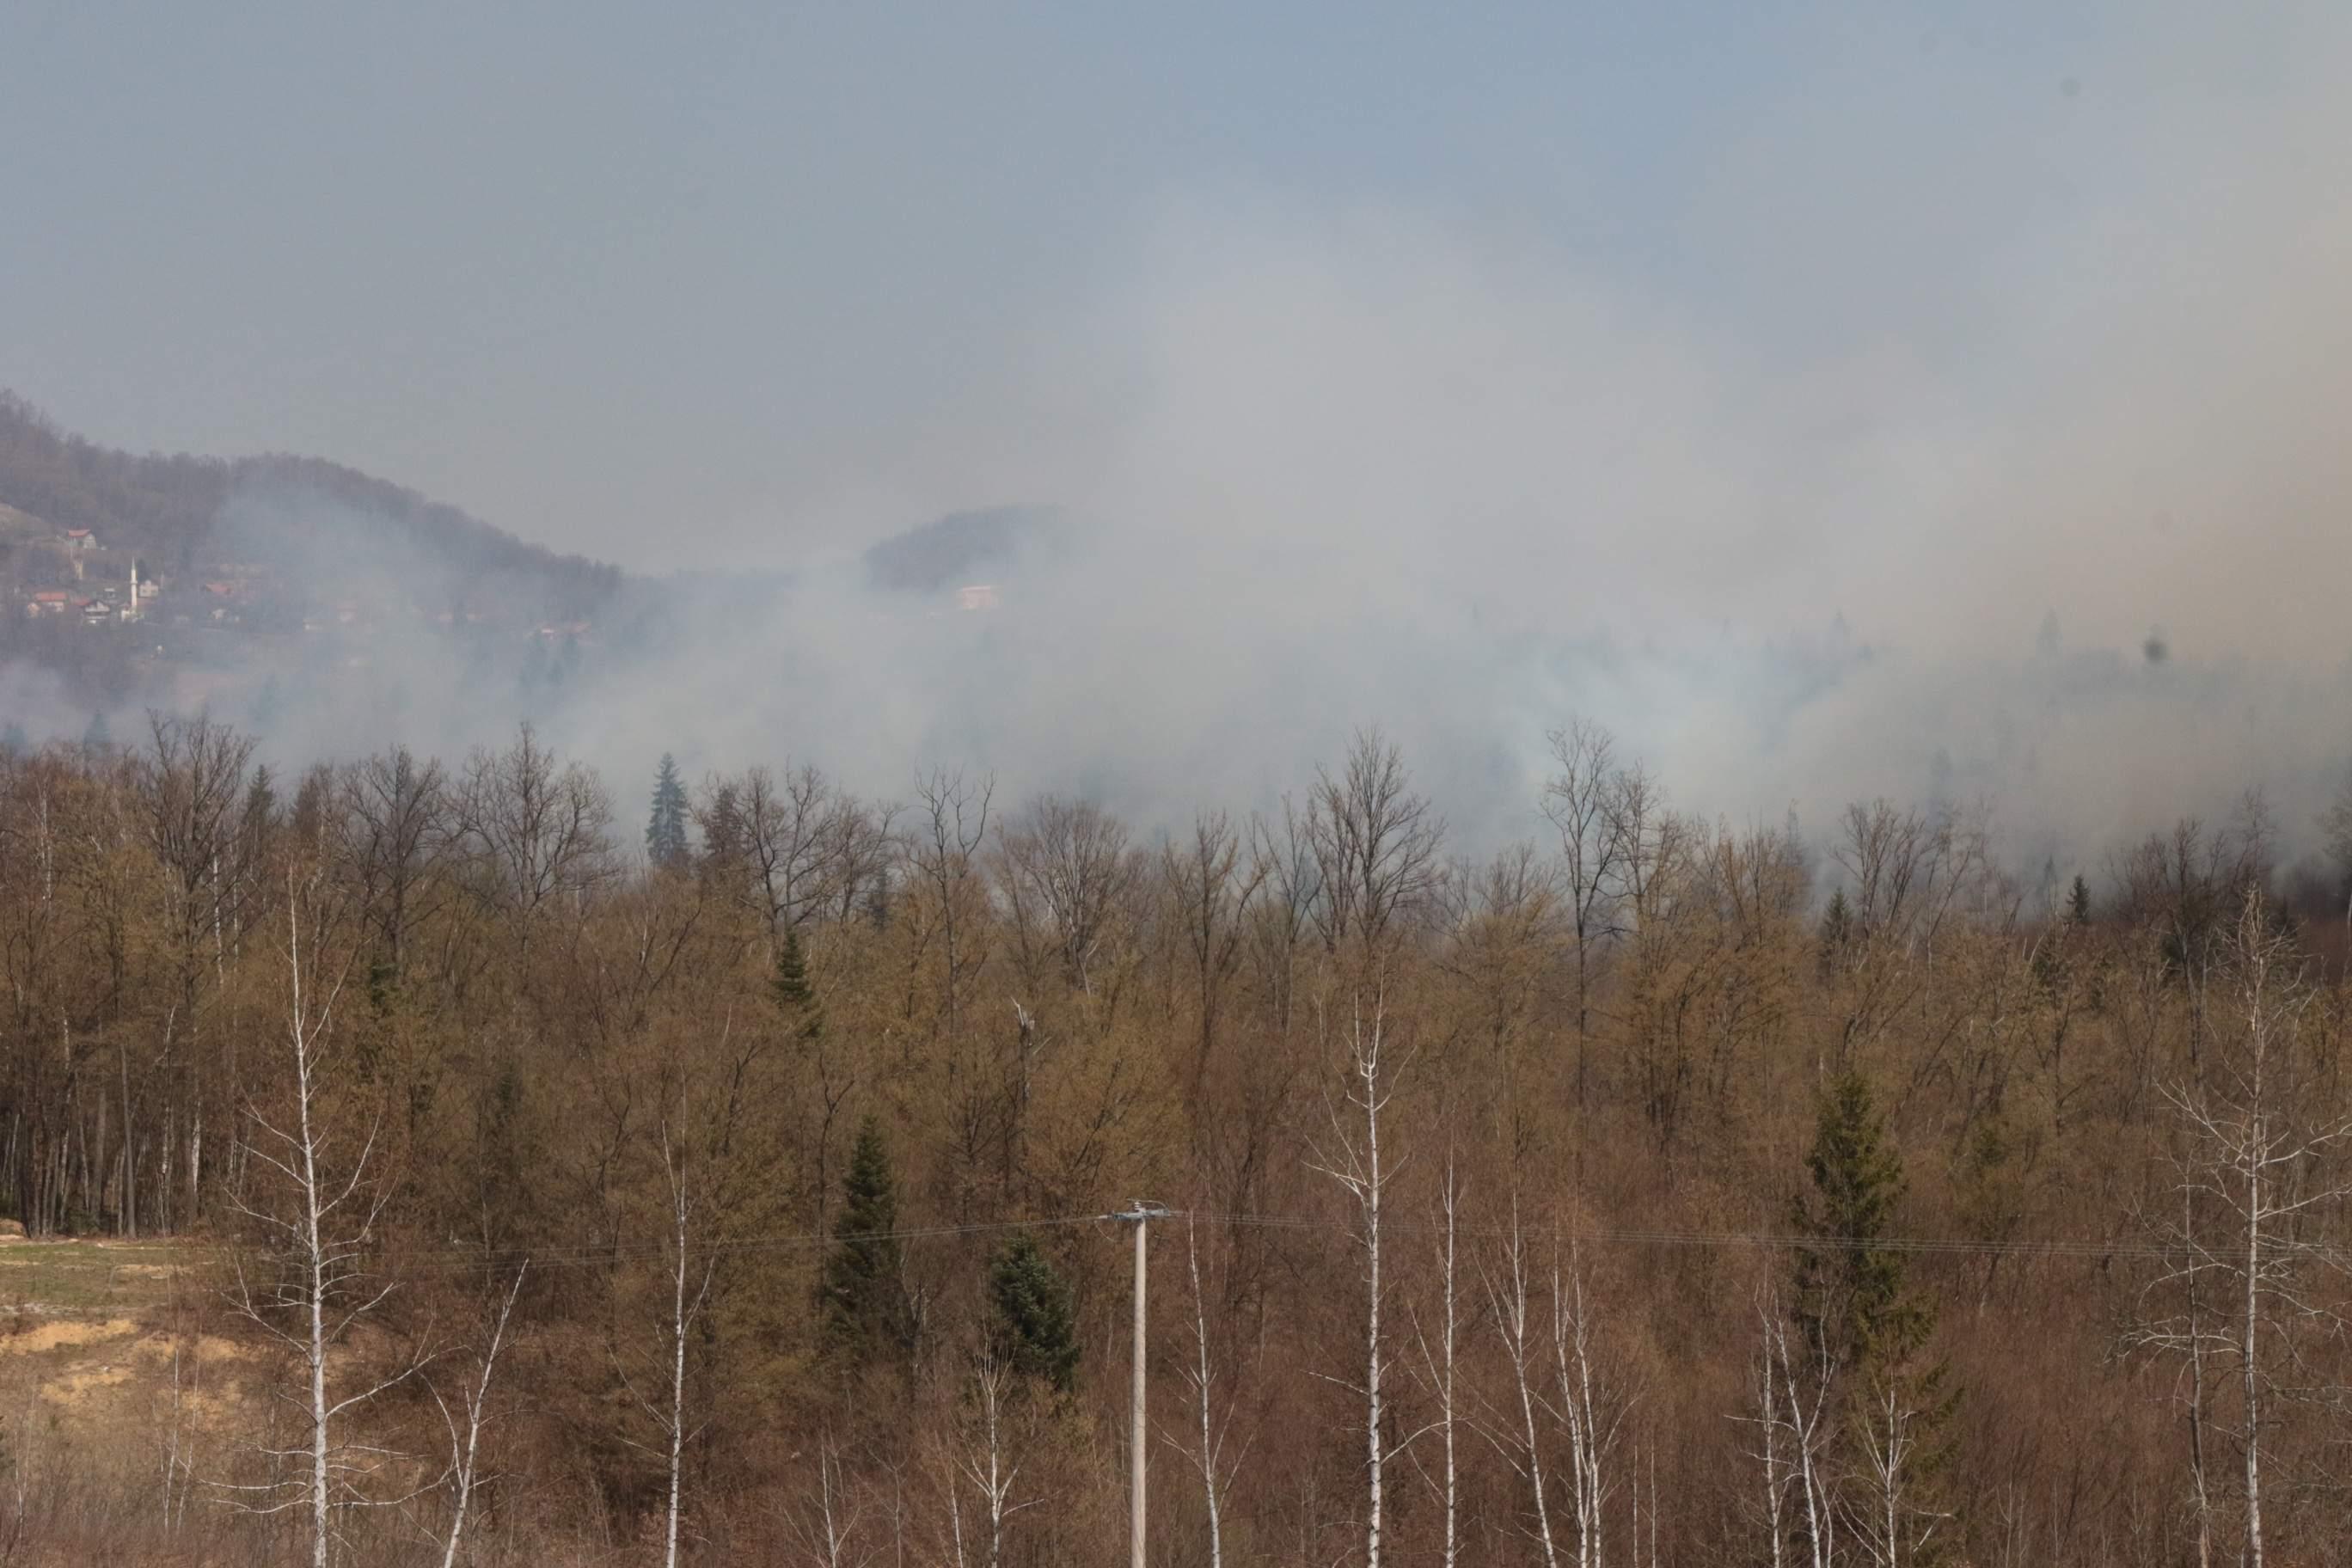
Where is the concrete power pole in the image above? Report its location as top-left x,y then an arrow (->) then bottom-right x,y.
1113,1202 -> 1170,1568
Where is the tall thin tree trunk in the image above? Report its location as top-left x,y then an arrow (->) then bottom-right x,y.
1363,1014 -> 1384,1568
1186,1214 -> 1226,1568
119,1039 -> 135,1240
2241,1121 -> 2263,1568
440,1264 -> 524,1568
1436,1161 -> 1458,1568
292,902 -> 332,1568
665,1173 -> 691,1568
2184,1189 -> 2213,1568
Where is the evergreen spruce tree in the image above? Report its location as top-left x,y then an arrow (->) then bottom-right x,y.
81,711 -> 111,751
1818,887 -> 1854,979
0,721 -> 27,756
2067,873 -> 2093,927
1791,1070 -> 1925,1371
700,781 -> 746,884
645,752 -> 690,871
819,1118 -> 911,1362
1790,1070 -> 1957,1556
988,1234 -> 1081,1393
773,926 -> 823,1038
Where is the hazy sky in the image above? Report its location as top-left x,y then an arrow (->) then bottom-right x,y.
5,3 -> 2315,580
9,2 -> 2352,860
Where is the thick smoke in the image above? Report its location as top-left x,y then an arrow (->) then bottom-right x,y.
23,3 -> 2352,879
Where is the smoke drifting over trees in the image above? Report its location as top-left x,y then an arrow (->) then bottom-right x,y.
8,6 -> 2352,1560
17,9 -> 2352,862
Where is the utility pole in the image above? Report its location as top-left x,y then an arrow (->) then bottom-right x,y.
1113,1201 -> 1170,1568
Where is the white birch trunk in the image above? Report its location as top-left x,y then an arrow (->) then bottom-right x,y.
1308,986 -> 1405,1568
437,1263 -> 524,1568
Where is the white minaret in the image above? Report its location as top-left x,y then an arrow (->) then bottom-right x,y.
126,560 -> 139,621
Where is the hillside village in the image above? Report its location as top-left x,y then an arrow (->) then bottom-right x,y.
7,505 -> 157,625
4,498 -> 597,651
0,394 -> 636,720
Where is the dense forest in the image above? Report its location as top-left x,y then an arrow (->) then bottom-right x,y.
3,716 -> 2352,1566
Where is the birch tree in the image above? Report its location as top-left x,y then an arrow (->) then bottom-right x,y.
949,1353 -> 1035,1568
1308,985 -> 1413,1568
1847,1381 -> 1951,1568
785,1436 -> 876,1568
1482,1202 -> 1561,1568
650,1118 -> 714,1568
1173,1210 -> 1250,1568
224,864 -> 426,1568
2127,890 -> 2352,1568
427,1262 -> 526,1568
1409,1157 -> 1463,1568
1551,1259 -> 1632,1568
1740,1289 -> 1837,1568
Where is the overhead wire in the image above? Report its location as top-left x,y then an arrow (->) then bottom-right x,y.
77,1202 -> 2313,1281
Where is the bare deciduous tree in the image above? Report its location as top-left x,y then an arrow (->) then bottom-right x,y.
1545,720 -> 1630,1103
335,745 -> 452,983
1309,985 -> 1414,1568
1305,731 -> 1445,958
1409,1156 -> 1464,1568
1741,1288 -> 1837,1568
1171,1210 -> 1250,1568
1551,1259 -> 1632,1568
1482,1200 -> 1560,1568
456,723 -> 616,939
652,1118 -> 714,1568
703,763 -> 875,938
908,769 -> 995,1043
2127,890 -> 2352,1568
784,1436 -> 877,1568
949,1354 -> 1034,1568
1846,1380 -> 1951,1568
996,793 -> 1136,998
1166,810 -> 1267,1104
429,1262 -> 526,1568
223,865 -> 427,1568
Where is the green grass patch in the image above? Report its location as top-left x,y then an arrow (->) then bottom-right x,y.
0,1239 -> 191,1312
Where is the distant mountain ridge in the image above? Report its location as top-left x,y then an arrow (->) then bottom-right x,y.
861,505 -> 1069,594
0,389 -> 621,607
2,389 -> 1067,609
0,389 -> 1070,722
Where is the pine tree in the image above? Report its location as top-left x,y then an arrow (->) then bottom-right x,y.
1790,1071 -> 1958,1557
819,1118 -> 911,1362
1818,887 -> 1854,979
773,926 -> 823,1038
646,752 -> 690,871
988,1234 -> 1081,1393
2067,873 -> 2093,926
0,721 -> 27,756
1790,1070 -> 1925,1372
81,711 -> 111,751
700,781 -> 745,885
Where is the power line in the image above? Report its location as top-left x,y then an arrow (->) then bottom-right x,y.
60,1204 -> 2316,1282
1190,1208 -> 2352,1269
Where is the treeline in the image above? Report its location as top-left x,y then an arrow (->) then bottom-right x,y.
3,717 -> 2351,1566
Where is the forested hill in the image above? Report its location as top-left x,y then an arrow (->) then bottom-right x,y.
0,389 -> 620,608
